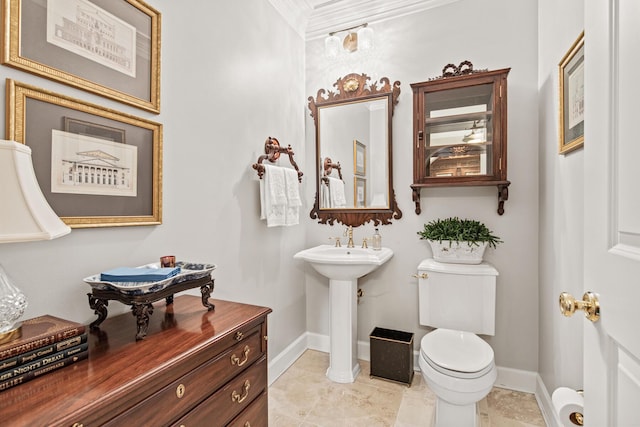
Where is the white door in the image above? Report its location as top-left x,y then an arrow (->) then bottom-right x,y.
583,0 -> 640,425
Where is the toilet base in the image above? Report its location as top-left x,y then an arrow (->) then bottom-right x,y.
419,354 -> 495,427
435,399 -> 477,427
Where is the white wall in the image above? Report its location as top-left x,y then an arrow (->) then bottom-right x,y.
0,1 -> 306,361
0,0 -> 585,395
537,0 -> 585,392
304,0 -> 540,372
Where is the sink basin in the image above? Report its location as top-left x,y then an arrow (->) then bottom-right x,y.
294,244 -> 393,383
293,245 -> 393,280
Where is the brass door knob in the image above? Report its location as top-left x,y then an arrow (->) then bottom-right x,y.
559,291 -> 600,322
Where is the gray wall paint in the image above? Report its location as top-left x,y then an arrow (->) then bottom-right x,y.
304,0 -> 540,372
0,1 -> 307,361
538,0 -> 585,392
0,0 -> 583,395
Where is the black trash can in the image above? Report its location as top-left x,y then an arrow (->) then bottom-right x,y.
369,327 -> 414,385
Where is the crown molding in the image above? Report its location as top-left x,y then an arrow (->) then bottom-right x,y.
267,0 -> 314,38
269,0 -> 461,40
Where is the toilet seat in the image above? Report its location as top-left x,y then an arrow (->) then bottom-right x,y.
421,329 -> 494,379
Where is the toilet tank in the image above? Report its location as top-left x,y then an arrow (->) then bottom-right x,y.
417,258 -> 498,336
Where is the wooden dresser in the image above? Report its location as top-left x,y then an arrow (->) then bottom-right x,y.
0,295 -> 272,426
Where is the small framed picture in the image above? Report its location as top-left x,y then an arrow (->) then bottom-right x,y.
354,177 -> 366,208
559,31 -> 585,154
354,140 -> 366,176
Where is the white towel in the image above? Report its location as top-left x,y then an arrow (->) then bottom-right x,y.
283,168 -> 301,226
321,180 -> 331,208
327,176 -> 346,208
284,168 -> 301,206
260,164 -> 287,227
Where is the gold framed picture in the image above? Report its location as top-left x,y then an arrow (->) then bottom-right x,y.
6,79 -> 163,228
354,177 -> 366,208
559,31 -> 585,154
2,0 -> 161,113
354,139 -> 366,176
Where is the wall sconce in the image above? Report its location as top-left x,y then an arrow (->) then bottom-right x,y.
325,23 -> 374,58
0,140 -> 71,343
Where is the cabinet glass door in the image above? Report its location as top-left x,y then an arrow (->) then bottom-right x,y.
423,83 -> 494,178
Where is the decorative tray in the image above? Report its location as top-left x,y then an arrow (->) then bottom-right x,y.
83,261 -> 216,296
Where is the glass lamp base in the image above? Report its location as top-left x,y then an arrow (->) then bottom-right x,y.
0,321 -> 22,345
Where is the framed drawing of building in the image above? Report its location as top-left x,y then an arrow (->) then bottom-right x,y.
354,140 -> 366,176
2,0 -> 161,113
559,31 -> 585,154
6,79 -> 163,228
354,177 -> 366,208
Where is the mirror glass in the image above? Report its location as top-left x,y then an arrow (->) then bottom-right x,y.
318,97 -> 389,209
308,73 -> 402,227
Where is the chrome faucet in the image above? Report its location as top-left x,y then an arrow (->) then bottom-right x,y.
344,226 -> 355,248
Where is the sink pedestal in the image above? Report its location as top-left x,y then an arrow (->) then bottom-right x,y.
293,245 -> 394,384
327,279 -> 360,383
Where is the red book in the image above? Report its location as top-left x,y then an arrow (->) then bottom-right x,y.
0,315 -> 86,361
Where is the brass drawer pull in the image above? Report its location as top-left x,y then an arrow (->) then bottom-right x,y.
245,422 -> 251,427
231,380 -> 251,404
234,331 -> 244,341
231,345 -> 251,367
176,383 -> 186,399
72,424 -> 84,427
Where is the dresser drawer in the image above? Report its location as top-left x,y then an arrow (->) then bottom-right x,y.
104,326 -> 264,426
173,356 -> 267,427
227,390 -> 268,427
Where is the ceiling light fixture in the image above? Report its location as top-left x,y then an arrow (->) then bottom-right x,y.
325,23 -> 373,58
462,121 -> 485,143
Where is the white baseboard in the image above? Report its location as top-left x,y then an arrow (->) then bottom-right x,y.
270,332 -> 539,395
268,332 -> 307,386
269,333 -> 565,427
535,374 -> 563,427
494,366 -> 537,393
306,331 -> 329,353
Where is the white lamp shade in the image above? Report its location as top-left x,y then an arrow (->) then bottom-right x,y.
0,140 -> 71,243
325,35 -> 341,58
357,26 -> 374,51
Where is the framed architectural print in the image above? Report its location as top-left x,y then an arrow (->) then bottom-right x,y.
2,0 -> 161,113
559,31 -> 585,154
354,139 -> 366,176
354,177 -> 366,208
6,79 -> 163,228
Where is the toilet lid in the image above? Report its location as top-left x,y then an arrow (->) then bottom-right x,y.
421,329 -> 494,374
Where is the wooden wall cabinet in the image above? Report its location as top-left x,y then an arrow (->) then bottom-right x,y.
0,295 -> 271,427
410,67 -> 511,215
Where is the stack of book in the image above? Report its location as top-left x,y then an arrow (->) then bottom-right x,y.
0,315 -> 87,391
100,266 -> 181,282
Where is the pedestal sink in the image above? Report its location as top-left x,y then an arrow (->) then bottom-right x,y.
294,244 -> 393,383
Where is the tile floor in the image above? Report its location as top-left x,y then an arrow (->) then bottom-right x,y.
269,350 -> 546,426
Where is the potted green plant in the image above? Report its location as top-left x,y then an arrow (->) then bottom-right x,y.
417,217 -> 502,264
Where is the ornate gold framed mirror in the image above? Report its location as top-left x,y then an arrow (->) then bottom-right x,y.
308,73 -> 402,227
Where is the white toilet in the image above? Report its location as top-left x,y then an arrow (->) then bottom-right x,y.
417,258 -> 499,427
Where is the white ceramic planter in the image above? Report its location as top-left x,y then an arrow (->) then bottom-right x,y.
427,240 -> 488,264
